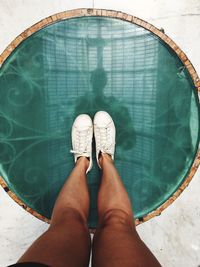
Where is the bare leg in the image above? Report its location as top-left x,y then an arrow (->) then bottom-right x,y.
92,153 -> 161,267
18,157 -> 91,267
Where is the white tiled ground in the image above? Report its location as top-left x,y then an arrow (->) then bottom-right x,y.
0,1 -> 200,266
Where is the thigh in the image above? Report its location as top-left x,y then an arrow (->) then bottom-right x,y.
92,210 -> 161,267
18,208 -> 91,267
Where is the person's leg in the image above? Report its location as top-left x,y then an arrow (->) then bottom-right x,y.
17,114 -> 94,267
92,154 -> 161,267
17,156 -> 91,267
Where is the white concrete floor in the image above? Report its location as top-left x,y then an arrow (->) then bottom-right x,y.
0,1 -> 200,266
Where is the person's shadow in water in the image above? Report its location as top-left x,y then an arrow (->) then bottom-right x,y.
74,67 -> 136,151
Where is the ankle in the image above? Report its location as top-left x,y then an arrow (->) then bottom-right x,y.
76,156 -> 90,171
99,153 -> 113,168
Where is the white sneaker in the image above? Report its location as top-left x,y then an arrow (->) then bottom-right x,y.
94,111 -> 116,168
70,114 -> 93,173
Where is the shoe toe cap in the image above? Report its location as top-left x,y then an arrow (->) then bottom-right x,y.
94,111 -> 113,126
74,114 -> 92,128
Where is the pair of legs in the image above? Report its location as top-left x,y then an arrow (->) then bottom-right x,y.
17,153 -> 161,267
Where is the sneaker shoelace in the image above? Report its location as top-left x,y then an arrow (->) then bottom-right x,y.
96,124 -> 114,154
70,127 -> 91,156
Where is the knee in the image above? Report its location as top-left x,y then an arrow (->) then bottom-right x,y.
50,207 -> 88,231
99,209 -> 134,229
